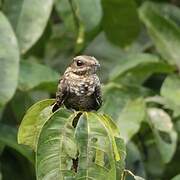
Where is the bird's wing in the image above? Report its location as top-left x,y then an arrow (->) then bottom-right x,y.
52,78 -> 69,112
94,85 -> 102,109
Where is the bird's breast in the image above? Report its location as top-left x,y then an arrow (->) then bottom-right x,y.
66,74 -> 98,96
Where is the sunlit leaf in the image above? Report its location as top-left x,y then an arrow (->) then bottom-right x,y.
0,124 -> 34,163
0,12 -> 19,107
18,61 -> 59,92
3,0 -> 54,53
18,99 -> 54,151
36,109 -> 77,180
101,0 -> 140,47
147,107 -> 177,163
139,1 -> 180,69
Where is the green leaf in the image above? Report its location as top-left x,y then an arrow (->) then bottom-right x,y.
36,109 -> 77,180
75,113 -> 109,179
147,107 -> 177,163
18,61 -> 59,92
0,124 -> 34,163
101,0 -> 140,47
171,174 -> 180,180
101,83 -> 150,120
110,53 -> 174,84
0,12 -> 19,107
3,0 -> 54,53
75,112 -> 126,179
139,2 -> 180,69
18,99 -> 54,151
161,75 -> 180,117
117,98 -> 146,143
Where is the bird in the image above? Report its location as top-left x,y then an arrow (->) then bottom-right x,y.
52,55 -> 102,112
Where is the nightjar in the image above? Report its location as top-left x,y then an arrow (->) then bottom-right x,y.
52,55 -> 102,112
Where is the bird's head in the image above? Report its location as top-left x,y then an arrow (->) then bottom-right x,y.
67,55 -> 100,75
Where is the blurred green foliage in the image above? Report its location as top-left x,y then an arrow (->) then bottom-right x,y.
0,0 -> 180,179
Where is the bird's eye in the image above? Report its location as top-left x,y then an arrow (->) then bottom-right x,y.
77,60 -> 83,66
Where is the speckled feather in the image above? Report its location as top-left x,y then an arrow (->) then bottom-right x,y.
52,55 -> 102,112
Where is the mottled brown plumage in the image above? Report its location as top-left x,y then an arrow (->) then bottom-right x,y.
52,55 -> 102,112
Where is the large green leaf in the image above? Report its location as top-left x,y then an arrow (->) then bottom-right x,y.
0,12 -> 19,107
18,61 -> 59,92
110,53 -> 174,84
0,124 -> 34,163
75,112 -> 126,179
18,99 -> 54,151
3,0 -> 54,53
117,98 -> 146,143
147,107 -> 177,163
36,109 -> 77,180
161,75 -> 180,117
101,0 -> 140,47
36,110 -> 125,180
139,2 -> 180,69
